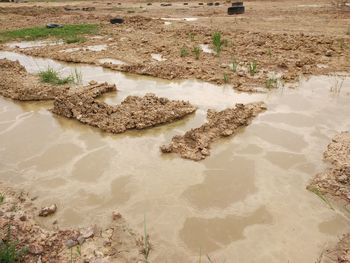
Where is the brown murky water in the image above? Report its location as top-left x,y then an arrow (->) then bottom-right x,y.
0,51 -> 350,262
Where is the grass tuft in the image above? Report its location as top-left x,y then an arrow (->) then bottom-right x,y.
192,46 -> 201,60
212,32 -> 223,55
38,67 -> 82,85
248,61 -> 258,76
180,47 -> 189,57
265,76 -> 278,89
0,24 -> 98,43
308,186 -> 334,210
0,225 -> 27,263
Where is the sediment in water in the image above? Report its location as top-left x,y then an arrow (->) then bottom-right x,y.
160,102 -> 267,161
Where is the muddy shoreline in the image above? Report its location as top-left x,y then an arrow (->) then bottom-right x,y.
308,132 -> 350,262
0,183 -> 143,263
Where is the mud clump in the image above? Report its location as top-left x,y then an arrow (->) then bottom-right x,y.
161,102 -> 266,161
307,131 -> 350,202
0,59 -> 69,101
52,89 -> 197,134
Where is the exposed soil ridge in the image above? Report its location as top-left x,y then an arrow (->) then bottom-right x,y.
160,102 -> 266,161
51,90 -> 197,134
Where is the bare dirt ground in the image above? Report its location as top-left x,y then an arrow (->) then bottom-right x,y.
307,132 -> 350,262
161,101 -> 266,160
0,183 -> 143,263
0,0 -> 349,91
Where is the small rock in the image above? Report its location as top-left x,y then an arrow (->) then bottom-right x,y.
325,50 -> 333,57
94,250 -> 104,258
19,214 -> 27,221
65,239 -> 78,249
112,211 -> 122,221
89,80 -> 98,85
29,244 -> 44,255
81,227 -> 94,239
39,204 -> 57,217
77,235 -> 85,245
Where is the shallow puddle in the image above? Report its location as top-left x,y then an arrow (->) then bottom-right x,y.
200,44 -> 214,54
151,53 -> 166,62
161,17 -> 198,22
6,40 -> 64,49
1,51 -> 350,262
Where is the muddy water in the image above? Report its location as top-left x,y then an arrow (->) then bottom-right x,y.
1,51 -> 350,262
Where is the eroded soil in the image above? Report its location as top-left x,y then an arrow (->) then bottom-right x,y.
161,102 -> 266,160
0,59 -> 69,101
0,183 -> 143,263
52,89 -> 197,134
307,132 -> 350,263
308,131 -> 350,203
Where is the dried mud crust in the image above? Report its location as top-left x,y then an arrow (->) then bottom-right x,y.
0,59 -> 69,101
161,102 -> 266,161
0,183 -> 143,263
307,131 -> 350,202
51,90 -> 197,134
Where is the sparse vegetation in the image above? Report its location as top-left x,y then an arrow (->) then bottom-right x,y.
308,187 -> 334,210
315,251 -> 324,263
38,67 -> 81,85
64,35 -> 86,44
70,245 -> 81,263
265,76 -> 278,89
189,32 -> 196,41
212,32 -> 223,55
223,73 -> 229,83
0,225 -> 27,263
0,24 -> 98,43
0,193 -> 4,205
180,47 -> 189,57
193,46 -> 201,60
248,61 -> 258,76
231,59 -> 238,72
140,215 -> 151,262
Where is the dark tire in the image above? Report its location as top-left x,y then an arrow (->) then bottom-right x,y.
183,2 -> 188,5
207,2 -> 213,6
110,18 -> 124,24
232,2 -> 243,6
227,6 -> 244,14
198,3 -> 204,5
46,23 -> 63,28
214,2 -> 220,5
147,3 -> 152,5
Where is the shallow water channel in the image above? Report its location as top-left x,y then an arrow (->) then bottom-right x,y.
0,51 -> 350,262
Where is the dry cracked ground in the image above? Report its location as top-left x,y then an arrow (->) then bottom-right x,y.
0,0 -> 350,262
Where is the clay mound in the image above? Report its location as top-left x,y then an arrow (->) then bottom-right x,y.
307,131 -> 350,202
51,92 -> 196,134
161,102 -> 267,161
0,59 -> 69,101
